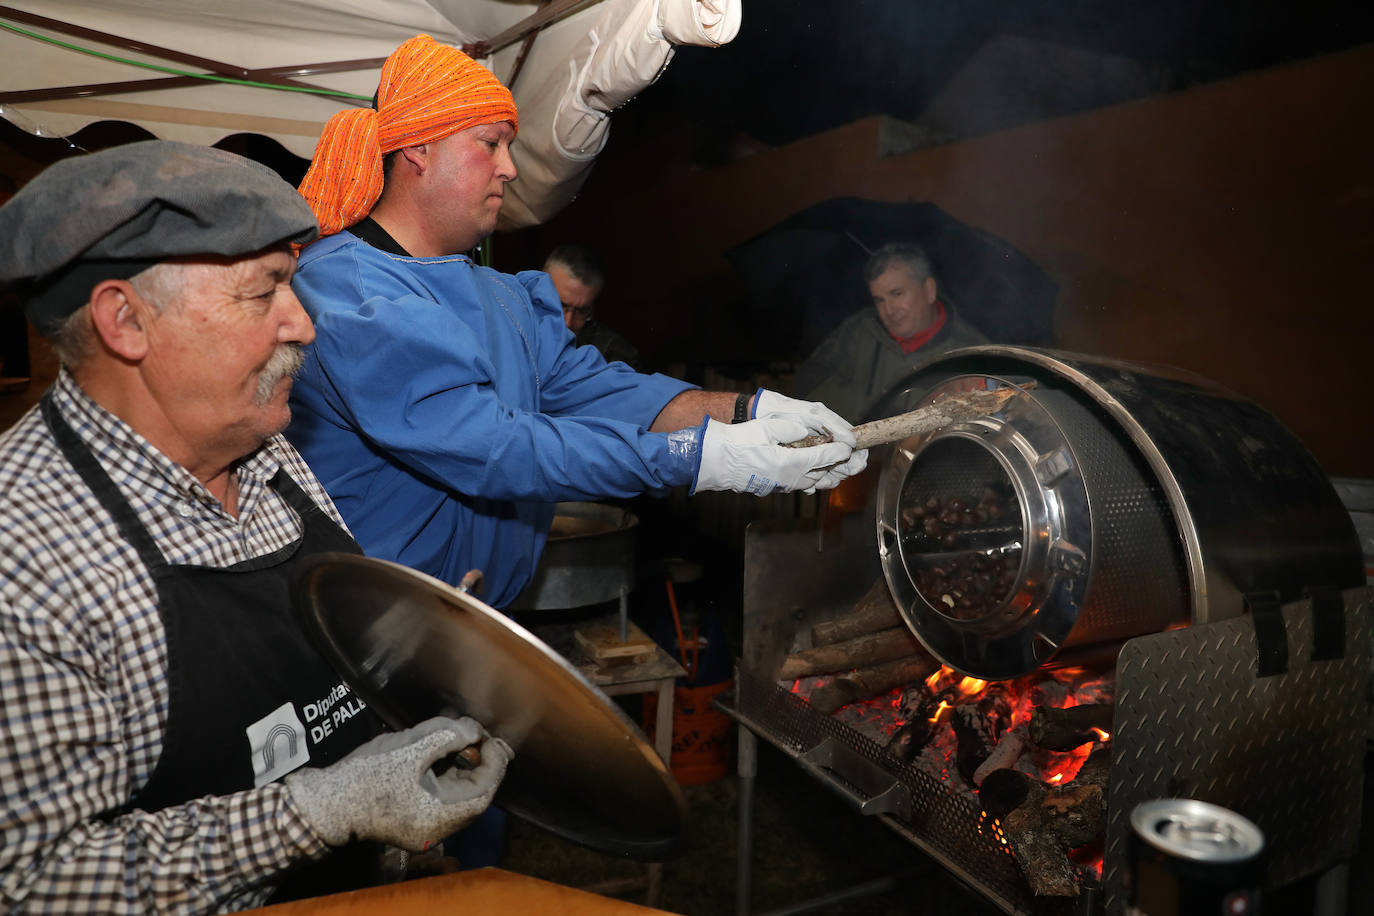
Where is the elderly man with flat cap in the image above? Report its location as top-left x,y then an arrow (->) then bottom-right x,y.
287,35 -> 868,612
0,141 -> 509,914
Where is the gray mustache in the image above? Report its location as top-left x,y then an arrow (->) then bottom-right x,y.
255,343 -> 306,406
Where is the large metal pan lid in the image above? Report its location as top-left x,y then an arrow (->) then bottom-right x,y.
292,553 -> 686,861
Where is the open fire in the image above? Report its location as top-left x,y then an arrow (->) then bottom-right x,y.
786,654 -> 1114,898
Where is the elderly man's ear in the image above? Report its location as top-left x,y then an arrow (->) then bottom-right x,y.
88,279 -> 151,361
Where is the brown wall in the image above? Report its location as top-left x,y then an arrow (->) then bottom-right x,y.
520,44 -> 1374,478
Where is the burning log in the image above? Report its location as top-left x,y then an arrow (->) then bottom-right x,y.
1028,703 -> 1114,751
952,706 -> 996,784
1029,677 -> 1073,709
884,683 -> 956,763
898,683 -> 930,715
951,687 -> 1013,783
886,716 -> 937,764
809,654 -> 941,715
972,723 -> 1028,787
1070,744 -> 1111,790
1073,677 -> 1115,706
810,578 -> 903,647
978,767 -> 1033,821
779,626 -> 923,679
979,748 -> 1110,899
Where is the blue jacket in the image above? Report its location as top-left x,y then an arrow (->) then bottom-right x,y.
287,232 -> 699,607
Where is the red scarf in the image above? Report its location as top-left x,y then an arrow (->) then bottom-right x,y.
893,300 -> 947,354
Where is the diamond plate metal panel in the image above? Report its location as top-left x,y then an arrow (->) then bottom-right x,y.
1103,588 -> 1373,914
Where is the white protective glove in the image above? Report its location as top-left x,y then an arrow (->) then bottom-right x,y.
694,416 -> 856,495
285,716 -> 510,852
752,389 -> 870,488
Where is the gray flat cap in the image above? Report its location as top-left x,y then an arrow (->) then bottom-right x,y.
0,140 -> 319,334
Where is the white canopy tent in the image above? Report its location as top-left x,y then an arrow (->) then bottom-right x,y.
0,0 -> 740,227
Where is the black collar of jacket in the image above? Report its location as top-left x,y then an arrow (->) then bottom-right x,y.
347,217 -> 411,257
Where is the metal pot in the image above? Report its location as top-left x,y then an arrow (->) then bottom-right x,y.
507,502 -> 638,611
874,346 -> 1363,679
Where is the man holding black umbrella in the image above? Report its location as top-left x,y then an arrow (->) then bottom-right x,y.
794,242 -> 987,423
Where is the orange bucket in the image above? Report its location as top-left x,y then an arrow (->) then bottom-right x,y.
643,678 -> 734,786
647,579 -> 735,785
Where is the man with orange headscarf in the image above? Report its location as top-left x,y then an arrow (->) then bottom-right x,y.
287,35 -> 867,611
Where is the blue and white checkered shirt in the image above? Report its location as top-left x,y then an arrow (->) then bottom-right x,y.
0,371 -> 345,914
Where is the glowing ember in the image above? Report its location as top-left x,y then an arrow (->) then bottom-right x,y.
780,644 -> 1114,899
976,811 -> 1015,856
783,660 -> 1114,800
1067,844 -> 1105,879
1041,736 -> 1095,785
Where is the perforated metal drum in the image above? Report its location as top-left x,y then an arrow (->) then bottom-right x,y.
878,373 -> 1187,678
873,346 -> 1363,679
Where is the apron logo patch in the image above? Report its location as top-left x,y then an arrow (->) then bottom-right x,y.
302,682 -> 368,744
246,702 -> 311,786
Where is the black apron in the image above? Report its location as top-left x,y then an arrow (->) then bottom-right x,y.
41,394 -> 387,901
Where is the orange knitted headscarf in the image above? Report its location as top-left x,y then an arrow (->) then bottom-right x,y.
298,34 -> 519,238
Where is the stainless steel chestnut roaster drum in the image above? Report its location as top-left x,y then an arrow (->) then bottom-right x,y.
873,345 -> 1364,679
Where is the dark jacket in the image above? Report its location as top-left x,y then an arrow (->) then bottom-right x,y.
793,304 -> 987,422
577,320 -> 640,370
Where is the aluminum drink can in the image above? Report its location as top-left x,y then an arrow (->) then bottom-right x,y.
1127,799 -> 1265,916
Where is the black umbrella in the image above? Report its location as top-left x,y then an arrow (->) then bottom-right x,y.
725,197 -> 1057,359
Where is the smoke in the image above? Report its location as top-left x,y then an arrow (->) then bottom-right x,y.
255,342 -> 305,406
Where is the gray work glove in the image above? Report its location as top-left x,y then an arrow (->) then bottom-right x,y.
752,390 -> 870,488
693,416 -> 856,495
285,716 -> 510,852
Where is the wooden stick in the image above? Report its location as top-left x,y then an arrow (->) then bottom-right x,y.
972,725 -> 1028,787
786,384 -> 1032,450
811,579 -> 903,646
810,653 -> 941,715
1029,703 -> 1115,751
779,626 -> 922,679
979,747 -> 1110,898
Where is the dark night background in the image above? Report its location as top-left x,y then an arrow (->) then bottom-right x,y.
578,0 -> 1374,167
3,4 -> 1374,914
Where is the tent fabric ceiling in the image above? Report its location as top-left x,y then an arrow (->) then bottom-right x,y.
0,0 -> 739,227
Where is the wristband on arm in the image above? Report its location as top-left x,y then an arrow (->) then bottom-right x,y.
732,391 -> 751,424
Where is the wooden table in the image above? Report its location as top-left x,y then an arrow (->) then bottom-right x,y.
525,613 -> 686,905
528,614 -> 686,766
239,867 -> 680,914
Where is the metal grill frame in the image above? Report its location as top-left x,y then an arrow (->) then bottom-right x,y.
735,518 -> 1372,914
732,669 -> 1032,912
737,518 -> 1038,913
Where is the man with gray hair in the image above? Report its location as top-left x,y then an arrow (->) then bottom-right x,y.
794,241 -> 988,422
0,141 -> 508,913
